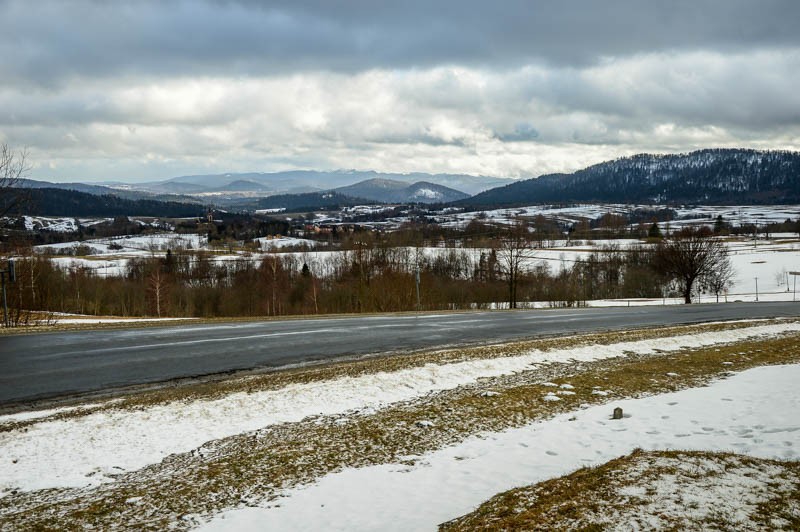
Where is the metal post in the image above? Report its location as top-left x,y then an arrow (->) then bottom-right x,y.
754,277 -> 759,302
415,268 -> 421,311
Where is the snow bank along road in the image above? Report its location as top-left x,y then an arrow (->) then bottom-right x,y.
1,301 -> 799,406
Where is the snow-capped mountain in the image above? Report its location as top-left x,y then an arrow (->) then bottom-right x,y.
334,179 -> 469,203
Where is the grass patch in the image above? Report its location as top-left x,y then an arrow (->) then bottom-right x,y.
440,449 -> 800,531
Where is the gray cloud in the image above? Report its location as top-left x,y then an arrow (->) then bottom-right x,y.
5,51 -> 797,181
2,0 -> 800,87
1,1 -> 799,181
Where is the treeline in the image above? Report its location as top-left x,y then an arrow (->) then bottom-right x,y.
6,242 -> 684,322
6,188 -> 205,217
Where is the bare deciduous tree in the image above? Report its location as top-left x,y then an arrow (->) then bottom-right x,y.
703,254 -> 735,303
496,220 -> 531,309
1,144 -> 29,217
653,228 -> 733,304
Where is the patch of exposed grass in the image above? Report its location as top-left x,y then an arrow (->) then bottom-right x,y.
439,449 -> 800,531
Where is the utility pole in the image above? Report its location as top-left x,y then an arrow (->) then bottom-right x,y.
1,260 -> 16,327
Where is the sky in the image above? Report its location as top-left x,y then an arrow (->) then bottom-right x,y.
2,0 -> 800,183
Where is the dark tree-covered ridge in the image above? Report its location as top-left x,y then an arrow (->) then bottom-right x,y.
462,149 -> 800,208
6,188 -> 205,217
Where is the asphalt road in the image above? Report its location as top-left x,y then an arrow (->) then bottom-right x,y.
1,302 -> 799,406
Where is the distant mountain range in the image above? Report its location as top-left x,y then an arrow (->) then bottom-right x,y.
111,170 -> 506,198
13,149 -> 800,217
462,149 -> 800,207
19,171 -> 480,210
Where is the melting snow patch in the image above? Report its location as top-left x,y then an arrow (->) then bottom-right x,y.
201,363 -> 800,532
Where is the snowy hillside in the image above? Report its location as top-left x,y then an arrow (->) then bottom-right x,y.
334,179 -> 469,203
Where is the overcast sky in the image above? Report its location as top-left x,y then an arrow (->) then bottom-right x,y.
2,0 -> 799,183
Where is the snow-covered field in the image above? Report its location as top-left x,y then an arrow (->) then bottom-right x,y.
254,236 -> 321,249
439,204 -> 800,230
13,216 -> 171,233
34,233 -> 210,277
23,216 -> 82,232
202,363 -> 800,531
36,232 -> 206,255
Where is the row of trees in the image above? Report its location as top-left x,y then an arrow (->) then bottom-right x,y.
501,223 -> 733,308
3,225 -> 733,323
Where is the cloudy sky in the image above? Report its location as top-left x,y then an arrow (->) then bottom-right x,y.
2,0 -> 799,183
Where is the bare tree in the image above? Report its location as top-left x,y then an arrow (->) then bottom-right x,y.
148,269 -> 166,317
496,220 -> 531,309
653,228 -> 733,304
1,144 -> 29,217
703,255 -> 735,303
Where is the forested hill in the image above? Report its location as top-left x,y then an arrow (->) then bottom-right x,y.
7,188 -> 205,217
461,149 -> 800,207
246,191 -> 373,212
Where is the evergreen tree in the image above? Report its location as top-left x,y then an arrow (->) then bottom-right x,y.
713,215 -> 727,234
647,222 -> 662,239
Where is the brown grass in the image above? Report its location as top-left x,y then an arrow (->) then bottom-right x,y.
440,450 -> 800,531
